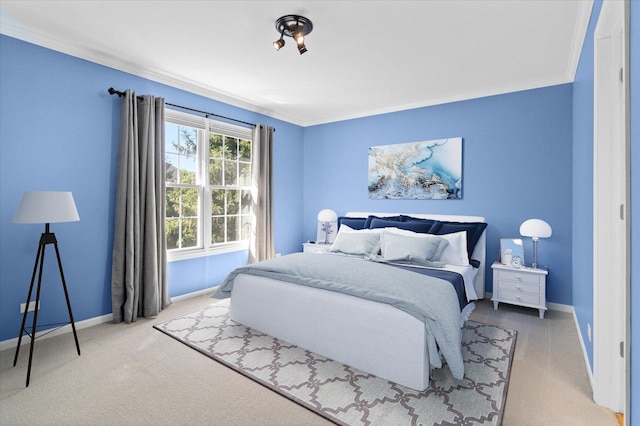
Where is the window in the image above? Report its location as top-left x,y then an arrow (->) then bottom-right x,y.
165,110 -> 252,259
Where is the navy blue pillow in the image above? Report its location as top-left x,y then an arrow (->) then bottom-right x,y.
337,217 -> 367,230
364,215 -> 402,228
431,221 -> 487,259
369,217 -> 434,234
398,215 -> 440,230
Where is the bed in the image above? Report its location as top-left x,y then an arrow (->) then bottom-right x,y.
215,212 -> 487,391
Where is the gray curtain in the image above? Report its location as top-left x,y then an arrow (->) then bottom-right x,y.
111,90 -> 171,323
248,124 -> 275,263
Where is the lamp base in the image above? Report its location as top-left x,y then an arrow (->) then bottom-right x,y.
320,221 -> 334,245
13,225 -> 81,387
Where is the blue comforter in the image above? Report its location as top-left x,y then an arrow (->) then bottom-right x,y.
214,252 -> 465,380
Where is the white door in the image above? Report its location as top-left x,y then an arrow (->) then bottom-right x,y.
592,0 -> 629,417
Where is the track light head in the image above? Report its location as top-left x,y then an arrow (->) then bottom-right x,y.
273,28 -> 285,50
274,15 -> 313,54
273,38 -> 285,50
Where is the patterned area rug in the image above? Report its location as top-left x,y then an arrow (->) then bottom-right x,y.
154,300 -> 516,426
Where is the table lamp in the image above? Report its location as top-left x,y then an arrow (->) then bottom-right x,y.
519,218 -> 552,269
12,191 -> 81,386
317,209 -> 338,244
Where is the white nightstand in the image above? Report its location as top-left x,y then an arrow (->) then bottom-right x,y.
302,242 -> 332,253
491,261 -> 548,318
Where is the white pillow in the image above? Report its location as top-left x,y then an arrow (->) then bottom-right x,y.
337,224 -> 382,234
380,230 -> 448,262
381,227 -> 415,236
437,231 -> 470,266
329,226 -> 381,256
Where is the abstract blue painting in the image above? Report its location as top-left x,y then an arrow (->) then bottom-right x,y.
368,137 -> 462,199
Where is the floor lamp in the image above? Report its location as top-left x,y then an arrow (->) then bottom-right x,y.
12,191 -> 81,387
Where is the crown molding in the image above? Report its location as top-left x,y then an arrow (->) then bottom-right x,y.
0,18 -> 306,126
565,0 -> 595,81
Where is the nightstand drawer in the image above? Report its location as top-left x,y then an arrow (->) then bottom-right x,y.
492,261 -> 548,318
496,289 -> 541,306
497,269 -> 542,285
497,280 -> 540,295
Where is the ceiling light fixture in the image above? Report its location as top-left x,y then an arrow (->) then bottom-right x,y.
273,15 -> 313,55
273,29 -> 285,50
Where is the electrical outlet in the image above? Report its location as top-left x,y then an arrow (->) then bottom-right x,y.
587,323 -> 592,342
19,301 -> 39,313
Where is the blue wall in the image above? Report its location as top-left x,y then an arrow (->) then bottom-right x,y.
572,0 -> 602,375
0,34 -> 575,342
0,35 -> 304,342
303,85 -> 574,304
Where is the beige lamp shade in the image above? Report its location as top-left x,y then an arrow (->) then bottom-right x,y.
13,191 -> 80,224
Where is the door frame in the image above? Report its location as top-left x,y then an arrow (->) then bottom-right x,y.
592,0 -> 630,418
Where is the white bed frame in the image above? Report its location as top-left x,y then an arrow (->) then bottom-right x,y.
230,212 -> 486,391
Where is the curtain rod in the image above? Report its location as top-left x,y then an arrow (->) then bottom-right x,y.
108,87 -> 257,128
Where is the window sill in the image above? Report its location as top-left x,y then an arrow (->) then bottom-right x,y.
168,242 -> 249,262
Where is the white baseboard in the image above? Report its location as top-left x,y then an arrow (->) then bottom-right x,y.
483,292 -> 574,313
0,313 -> 113,353
0,286 -> 218,353
547,301 -> 574,313
171,286 -> 216,302
483,292 -> 594,392
573,310 -> 595,392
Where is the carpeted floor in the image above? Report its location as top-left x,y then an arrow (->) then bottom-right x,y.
154,300 -> 517,426
0,295 -> 619,425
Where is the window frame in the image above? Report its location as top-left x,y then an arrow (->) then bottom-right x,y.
165,109 -> 252,262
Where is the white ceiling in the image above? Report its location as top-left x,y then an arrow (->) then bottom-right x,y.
0,1 -> 593,126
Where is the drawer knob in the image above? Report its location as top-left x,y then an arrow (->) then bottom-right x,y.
516,296 -> 521,300
516,285 -> 522,291
516,275 -> 522,281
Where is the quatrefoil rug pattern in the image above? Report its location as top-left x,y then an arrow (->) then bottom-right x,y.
154,300 -> 516,426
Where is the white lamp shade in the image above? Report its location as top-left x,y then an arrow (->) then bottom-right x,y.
519,219 -> 552,239
13,191 -> 80,224
317,209 -> 338,222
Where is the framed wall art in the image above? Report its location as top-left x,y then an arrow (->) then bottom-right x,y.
368,137 -> 462,200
